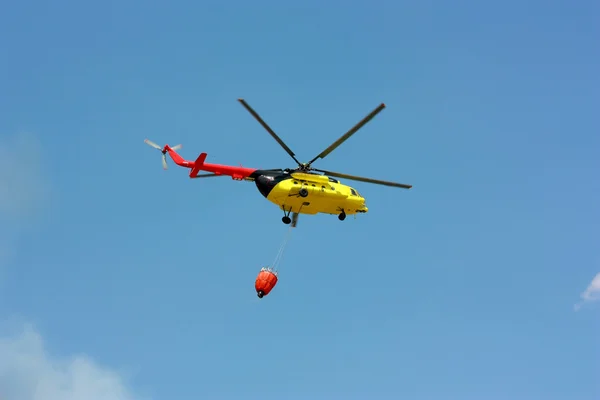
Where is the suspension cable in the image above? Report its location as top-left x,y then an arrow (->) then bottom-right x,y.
271,225 -> 293,272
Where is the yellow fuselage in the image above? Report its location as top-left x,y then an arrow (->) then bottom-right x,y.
252,170 -> 368,216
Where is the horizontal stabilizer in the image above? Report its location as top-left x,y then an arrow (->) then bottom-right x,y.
190,173 -> 221,179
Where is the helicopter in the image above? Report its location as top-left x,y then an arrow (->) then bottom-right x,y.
144,98 -> 412,227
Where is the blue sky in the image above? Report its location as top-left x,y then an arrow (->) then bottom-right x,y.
1,1 -> 598,399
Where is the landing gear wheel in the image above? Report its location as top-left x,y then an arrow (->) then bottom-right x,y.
282,216 -> 291,224
299,188 -> 308,197
257,291 -> 264,298
338,212 -> 346,221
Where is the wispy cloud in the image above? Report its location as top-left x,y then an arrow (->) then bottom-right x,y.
574,272 -> 600,311
0,131 -> 50,221
0,322 -> 147,400
0,132 -> 51,271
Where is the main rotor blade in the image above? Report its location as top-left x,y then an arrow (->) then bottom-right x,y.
237,98 -> 302,167
313,168 -> 412,189
306,103 -> 386,166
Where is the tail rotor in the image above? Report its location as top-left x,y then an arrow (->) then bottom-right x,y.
144,139 -> 181,170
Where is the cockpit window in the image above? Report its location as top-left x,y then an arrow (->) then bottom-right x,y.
350,189 -> 357,196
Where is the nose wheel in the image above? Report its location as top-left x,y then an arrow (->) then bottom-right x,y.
338,210 -> 346,221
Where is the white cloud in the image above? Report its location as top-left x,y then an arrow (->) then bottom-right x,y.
0,135 -> 146,399
574,272 -> 600,311
0,323 -> 147,400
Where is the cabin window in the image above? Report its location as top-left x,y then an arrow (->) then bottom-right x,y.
351,189 -> 357,196
293,181 -> 298,184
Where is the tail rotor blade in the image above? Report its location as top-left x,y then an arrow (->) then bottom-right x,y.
144,139 -> 162,150
145,138 -> 175,170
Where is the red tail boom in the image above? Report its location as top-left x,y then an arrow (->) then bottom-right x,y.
163,144 -> 257,180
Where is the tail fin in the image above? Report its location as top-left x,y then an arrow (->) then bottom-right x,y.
189,153 -> 207,178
